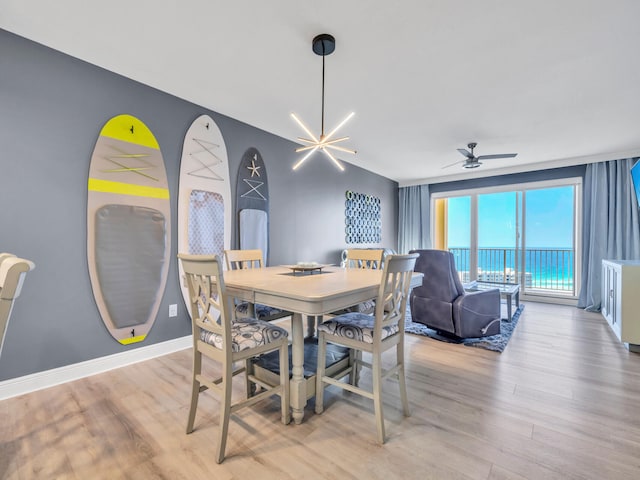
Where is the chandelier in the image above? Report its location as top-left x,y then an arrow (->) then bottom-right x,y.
291,34 -> 356,172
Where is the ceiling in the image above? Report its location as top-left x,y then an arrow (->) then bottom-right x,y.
3,1 -> 640,185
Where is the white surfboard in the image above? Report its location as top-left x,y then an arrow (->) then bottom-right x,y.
177,115 -> 231,316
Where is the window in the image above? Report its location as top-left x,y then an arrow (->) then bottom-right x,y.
433,178 -> 582,301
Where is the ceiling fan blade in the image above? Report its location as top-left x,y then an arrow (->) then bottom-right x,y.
457,148 -> 473,158
476,153 -> 518,160
442,159 -> 464,169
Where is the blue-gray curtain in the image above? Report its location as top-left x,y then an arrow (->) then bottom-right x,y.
398,184 -> 431,254
578,158 -> 640,311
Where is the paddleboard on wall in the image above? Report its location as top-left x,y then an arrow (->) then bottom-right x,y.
236,148 -> 269,263
177,115 -> 231,315
87,114 -> 170,345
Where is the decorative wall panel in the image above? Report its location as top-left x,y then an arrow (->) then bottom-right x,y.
344,190 -> 381,244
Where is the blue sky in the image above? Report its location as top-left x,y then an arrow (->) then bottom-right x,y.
447,186 -> 574,248
632,160 -> 640,208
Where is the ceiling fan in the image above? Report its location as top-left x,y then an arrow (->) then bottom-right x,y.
444,142 -> 518,169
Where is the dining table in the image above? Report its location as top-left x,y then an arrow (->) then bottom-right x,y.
223,264 -> 423,424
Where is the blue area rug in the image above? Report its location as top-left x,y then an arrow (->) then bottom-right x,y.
404,303 -> 524,353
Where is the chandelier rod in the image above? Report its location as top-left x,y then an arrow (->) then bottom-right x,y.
321,44 -> 326,138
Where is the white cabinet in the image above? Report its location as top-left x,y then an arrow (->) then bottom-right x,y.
601,260 -> 640,352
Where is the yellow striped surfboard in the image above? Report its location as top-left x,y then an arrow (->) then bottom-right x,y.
87,114 -> 170,345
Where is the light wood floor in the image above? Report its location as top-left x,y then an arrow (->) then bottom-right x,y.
2,302 -> 640,479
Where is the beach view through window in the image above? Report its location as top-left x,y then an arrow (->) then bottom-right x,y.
445,183 -> 578,298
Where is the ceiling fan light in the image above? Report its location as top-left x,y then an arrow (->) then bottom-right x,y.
446,142 -> 518,170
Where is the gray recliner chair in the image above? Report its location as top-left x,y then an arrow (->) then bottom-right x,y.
409,249 -> 500,338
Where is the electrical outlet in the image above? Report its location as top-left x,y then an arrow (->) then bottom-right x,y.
169,304 -> 178,317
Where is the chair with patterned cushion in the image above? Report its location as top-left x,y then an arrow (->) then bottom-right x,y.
0,256 -> 35,356
224,249 -> 291,322
331,249 -> 385,317
178,253 -> 290,463
315,253 -> 418,444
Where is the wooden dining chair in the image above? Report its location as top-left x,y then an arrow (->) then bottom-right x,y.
336,249 -> 385,316
345,248 -> 384,270
1,256 -> 35,356
316,249 -> 386,337
178,253 -> 290,463
315,253 -> 418,444
0,253 -> 16,265
224,248 -> 264,270
224,249 -> 291,322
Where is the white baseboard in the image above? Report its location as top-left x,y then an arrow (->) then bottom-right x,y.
0,335 -> 191,401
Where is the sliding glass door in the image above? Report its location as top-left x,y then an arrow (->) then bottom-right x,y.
446,196 -> 472,282
523,186 -> 577,294
436,178 -> 581,300
477,191 -> 521,284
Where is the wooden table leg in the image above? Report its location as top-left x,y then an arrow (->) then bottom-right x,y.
306,315 -> 316,338
290,313 -> 306,424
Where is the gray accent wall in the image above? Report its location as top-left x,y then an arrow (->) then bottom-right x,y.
0,30 -> 398,381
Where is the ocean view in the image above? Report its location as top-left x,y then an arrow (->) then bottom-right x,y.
449,247 -> 575,291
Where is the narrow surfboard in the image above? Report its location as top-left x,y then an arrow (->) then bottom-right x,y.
236,147 -> 270,263
87,114 -> 170,345
177,115 -> 231,315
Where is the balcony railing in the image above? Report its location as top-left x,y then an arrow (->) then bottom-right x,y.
448,247 -> 575,293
